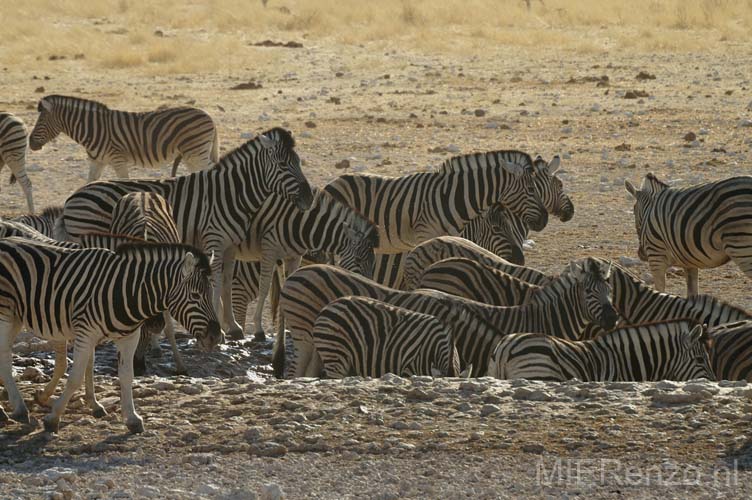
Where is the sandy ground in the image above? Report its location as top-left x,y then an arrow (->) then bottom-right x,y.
1,23 -> 752,499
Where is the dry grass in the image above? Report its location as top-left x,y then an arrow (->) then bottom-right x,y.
1,0 -> 750,74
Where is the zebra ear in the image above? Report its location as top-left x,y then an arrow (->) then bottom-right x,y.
430,365 -> 443,377
181,252 -> 197,279
686,324 -> 705,348
624,180 -> 638,198
459,364 -> 473,378
548,155 -> 561,174
257,133 -> 275,149
568,261 -> 583,279
39,99 -> 53,113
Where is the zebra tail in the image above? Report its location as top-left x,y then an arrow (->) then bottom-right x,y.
272,312 -> 286,379
53,214 -> 70,241
170,156 -> 182,177
210,128 -> 220,163
9,173 -> 16,185
270,265 -> 282,328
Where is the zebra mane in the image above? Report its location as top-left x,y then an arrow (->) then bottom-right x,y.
686,294 -> 752,318
41,95 -> 110,113
114,241 -> 211,273
213,127 -> 296,169
643,173 -> 669,192
593,318 -> 703,341
261,127 -> 296,150
312,189 -> 380,247
439,150 -> 534,174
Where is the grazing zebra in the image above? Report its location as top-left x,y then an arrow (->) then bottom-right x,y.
312,296 -> 465,378
323,150 -> 548,254
0,218 -> 77,248
233,189 -> 379,340
0,239 -> 221,433
707,321 -> 752,382
371,203 -> 526,289
0,113 -> 34,212
487,320 -> 713,382
278,258 -> 616,378
28,95 -> 219,181
57,128 -> 312,339
625,173 -> 752,296
11,206 -> 63,237
401,236 -> 550,290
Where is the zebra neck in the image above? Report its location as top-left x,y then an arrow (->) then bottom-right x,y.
113,254 -> 178,321
531,281 -> 590,339
60,108 -> 110,156
434,166 -> 505,233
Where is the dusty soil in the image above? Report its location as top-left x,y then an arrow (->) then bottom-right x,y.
2,26 -> 752,499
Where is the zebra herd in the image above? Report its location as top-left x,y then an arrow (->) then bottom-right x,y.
1,94 -> 751,434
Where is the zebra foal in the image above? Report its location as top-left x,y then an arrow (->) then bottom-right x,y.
312,296 -> 465,378
0,112 -> 34,212
626,173 -> 752,296
0,239 -> 221,433
29,95 -> 219,180
488,320 -> 713,382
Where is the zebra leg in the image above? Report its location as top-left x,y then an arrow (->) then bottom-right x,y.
111,161 -> 130,179
35,341 -> 68,407
303,350 -> 324,378
8,161 -> 34,213
114,330 -> 144,434
252,258 -> 277,341
149,332 -> 161,354
44,336 -> 94,433
220,251 -> 244,340
686,268 -> 699,297
85,349 -> 107,418
0,318 -> 28,424
87,159 -> 107,182
647,259 -> 668,292
163,313 -> 187,375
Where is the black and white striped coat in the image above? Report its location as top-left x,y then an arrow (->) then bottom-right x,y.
0,112 -> 34,212
488,320 -> 713,382
312,296 -> 463,378
278,258 -> 616,378
58,128 -> 313,339
0,239 -> 221,433
323,150 -> 548,253
233,189 -> 378,340
626,173 -> 752,296
11,206 -> 63,237
707,321 -> 752,382
29,95 -> 219,180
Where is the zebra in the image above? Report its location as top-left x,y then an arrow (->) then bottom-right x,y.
57,127 -> 313,339
0,239 -> 221,433
0,112 -> 34,212
232,189 -> 379,340
312,296 -> 465,378
11,206 -> 63,237
277,257 -> 616,378
625,173 -> 752,296
323,150 -> 548,254
371,203 -> 526,289
28,95 -> 219,181
487,320 -> 713,382
401,236 -> 550,290
707,321 -> 752,382
0,218 -> 77,248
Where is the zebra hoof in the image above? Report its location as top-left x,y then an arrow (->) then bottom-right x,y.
92,406 -> 108,419
126,418 -> 144,434
227,328 -> 244,341
43,415 -> 60,434
174,366 -> 188,376
11,408 -> 30,425
254,331 -> 267,342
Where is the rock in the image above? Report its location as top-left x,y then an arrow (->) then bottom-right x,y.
135,486 -> 161,498
261,483 -> 285,500
42,468 -> 77,483
590,103 -> 601,112
20,366 -> 46,382
636,71 -> 656,80
381,373 -> 406,385
684,383 -> 719,394
184,453 -> 214,465
23,475 -> 47,487
335,159 -> 350,169
152,380 -> 176,390
738,119 -> 752,128
391,420 -> 421,430
656,381 -> 679,391
652,391 -> 713,406
180,383 -> 204,395
446,144 -> 460,153
459,381 -> 487,393
683,132 -> 696,142
521,443 -> 545,454
240,132 -> 253,139
456,402 -> 473,413
480,404 -> 500,416
618,256 -> 640,267
304,121 -> 316,128
406,388 -> 435,401
561,126 -> 573,134
474,109 -> 486,117
249,442 -> 288,457
698,128 -> 709,135
512,388 -> 553,401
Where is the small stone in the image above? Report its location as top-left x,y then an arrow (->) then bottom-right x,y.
180,383 -> 203,395
249,442 -> 288,457
244,426 -> 263,442
656,381 -> 679,391
152,380 -> 176,391
521,443 -> 545,454
334,159 -> 350,170
23,475 -> 47,487
474,109 -> 486,117
135,486 -> 161,498
590,103 -> 601,112
698,128 -> 709,135
42,468 -> 77,483
406,388 -> 435,401
304,121 -> 317,128
261,483 -> 285,500
20,366 -> 46,382
480,404 -> 500,416
684,383 -> 719,394
652,391 -> 712,406
561,126 -> 573,134
683,131 -> 697,142
459,381 -> 487,393
456,402 -> 473,413
618,256 -> 640,267
738,119 -> 752,128
513,388 -> 553,401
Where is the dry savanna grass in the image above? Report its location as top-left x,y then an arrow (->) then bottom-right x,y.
1,0 -> 750,75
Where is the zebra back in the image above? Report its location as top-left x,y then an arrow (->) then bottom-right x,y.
489,319 -> 712,381
11,206 -> 63,238
0,219 -> 77,249
708,320 -> 752,382
110,192 -> 180,243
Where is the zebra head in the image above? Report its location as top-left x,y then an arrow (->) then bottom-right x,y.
483,203 -> 525,265
166,249 -> 223,352
666,324 -> 715,380
533,155 -> 575,222
625,173 -> 668,261
568,257 -> 618,331
257,128 -> 313,210
500,160 -> 548,232
29,97 -> 63,151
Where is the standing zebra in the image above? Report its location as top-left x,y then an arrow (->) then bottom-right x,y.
57,128 -> 312,339
625,173 -> 752,296
11,206 -> 63,237
401,236 -> 550,290
371,203 -> 525,289
28,95 -> 219,181
233,189 -> 379,340
312,296 -> 463,378
0,112 -> 34,212
0,239 -> 221,433
323,150 -> 548,253
487,320 -> 712,382
278,258 -> 616,378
